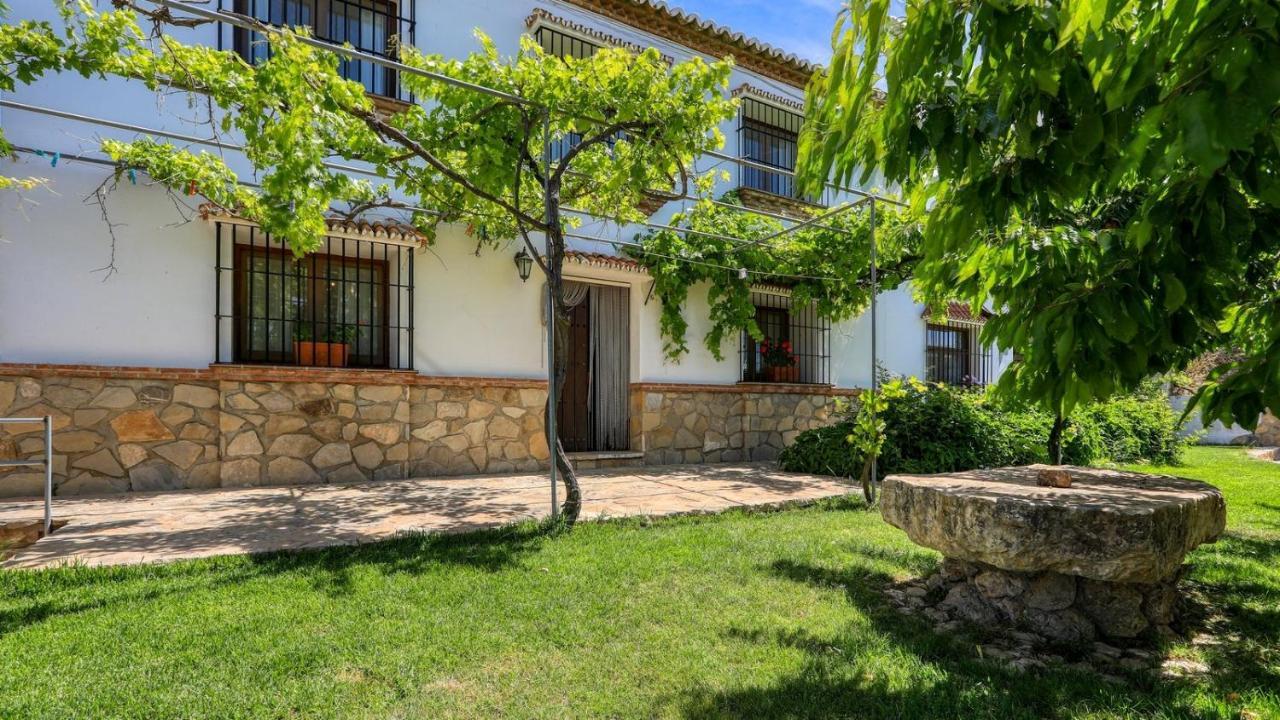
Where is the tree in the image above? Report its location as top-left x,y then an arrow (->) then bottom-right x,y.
799,0 -> 1280,460
5,1 -> 737,520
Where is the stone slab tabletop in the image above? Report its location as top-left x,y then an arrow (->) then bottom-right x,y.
881,465 -> 1226,584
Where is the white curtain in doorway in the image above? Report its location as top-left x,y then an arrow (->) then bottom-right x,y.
589,284 -> 630,451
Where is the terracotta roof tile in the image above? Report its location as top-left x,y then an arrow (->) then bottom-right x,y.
526,9 -> 675,64
565,250 -> 648,273
925,301 -> 993,324
199,204 -> 427,246
732,83 -> 804,112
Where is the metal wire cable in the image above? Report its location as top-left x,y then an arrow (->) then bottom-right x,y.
7,101 -> 862,281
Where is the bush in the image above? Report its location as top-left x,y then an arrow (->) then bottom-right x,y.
778,383 -> 1186,479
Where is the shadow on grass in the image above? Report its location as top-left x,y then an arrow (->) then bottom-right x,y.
0,520 -> 554,636
677,535 -> 1280,720
0,497 -> 854,637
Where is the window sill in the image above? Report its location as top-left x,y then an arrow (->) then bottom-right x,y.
369,93 -> 412,116
734,381 -> 841,394
736,186 -> 826,218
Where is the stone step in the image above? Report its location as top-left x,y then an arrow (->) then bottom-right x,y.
0,519 -> 62,560
567,451 -> 643,471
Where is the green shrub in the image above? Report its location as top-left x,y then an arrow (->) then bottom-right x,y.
778,382 -> 1185,478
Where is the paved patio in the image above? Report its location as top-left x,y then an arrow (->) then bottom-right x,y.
0,463 -> 852,570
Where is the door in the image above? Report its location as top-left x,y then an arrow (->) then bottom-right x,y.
556,283 -> 630,452
558,299 -> 592,452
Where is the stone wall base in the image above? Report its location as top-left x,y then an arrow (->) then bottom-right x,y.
630,383 -> 854,466
0,365 -> 549,497
2,365 -> 861,497
916,559 -> 1182,645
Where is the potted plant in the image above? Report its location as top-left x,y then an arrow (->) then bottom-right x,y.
293,323 -> 358,367
760,337 -> 798,383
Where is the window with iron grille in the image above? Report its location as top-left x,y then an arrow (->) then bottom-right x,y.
225,0 -> 414,101
533,24 -> 601,60
740,290 -> 831,384
738,97 -> 805,200
532,25 -> 611,162
214,222 -> 415,369
925,322 -> 992,386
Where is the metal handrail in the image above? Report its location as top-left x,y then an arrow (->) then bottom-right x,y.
0,416 -> 53,535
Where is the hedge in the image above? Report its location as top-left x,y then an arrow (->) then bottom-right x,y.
778,383 -> 1187,479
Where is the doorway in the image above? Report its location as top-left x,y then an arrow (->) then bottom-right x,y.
556,282 -> 630,452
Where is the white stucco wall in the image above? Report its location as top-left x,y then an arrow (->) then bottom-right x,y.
0,0 -> 1005,389
1168,395 -> 1253,445
0,156 -> 214,367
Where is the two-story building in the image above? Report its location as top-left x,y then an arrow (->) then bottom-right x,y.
0,0 -> 1011,496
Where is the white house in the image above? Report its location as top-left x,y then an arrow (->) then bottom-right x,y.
0,0 -> 1011,496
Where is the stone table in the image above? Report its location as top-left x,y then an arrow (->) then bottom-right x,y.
880,465 -> 1226,643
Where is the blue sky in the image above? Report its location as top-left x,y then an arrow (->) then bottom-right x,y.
664,0 -> 846,65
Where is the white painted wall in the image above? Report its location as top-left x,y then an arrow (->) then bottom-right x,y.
413,230 -> 547,378
0,156 -> 214,367
1169,395 -> 1253,445
0,0 -> 1005,388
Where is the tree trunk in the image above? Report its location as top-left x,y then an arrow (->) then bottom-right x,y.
1047,413 -> 1066,466
540,189 -> 582,523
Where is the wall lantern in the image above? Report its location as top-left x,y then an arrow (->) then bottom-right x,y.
513,248 -> 534,283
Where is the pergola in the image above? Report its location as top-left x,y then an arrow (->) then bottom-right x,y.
5,0 -> 909,511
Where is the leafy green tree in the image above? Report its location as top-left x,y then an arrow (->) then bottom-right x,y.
0,1 -> 142,190
800,0 -> 1280,460
4,1 -> 736,519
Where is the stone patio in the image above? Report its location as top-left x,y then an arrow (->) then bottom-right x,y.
0,463 -> 850,569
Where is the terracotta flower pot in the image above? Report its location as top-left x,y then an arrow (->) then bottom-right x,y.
764,365 -> 799,383
294,340 -> 350,368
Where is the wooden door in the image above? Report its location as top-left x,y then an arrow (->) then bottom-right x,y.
557,299 -> 592,452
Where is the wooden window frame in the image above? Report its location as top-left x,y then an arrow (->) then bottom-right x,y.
232,243 -> 391,368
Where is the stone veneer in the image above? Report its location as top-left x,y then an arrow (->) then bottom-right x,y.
630,382 -> 855,465
1,365 -> 857,497
0,365 -> 548,497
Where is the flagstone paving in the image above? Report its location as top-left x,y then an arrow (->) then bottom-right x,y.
0,463 -> 851,569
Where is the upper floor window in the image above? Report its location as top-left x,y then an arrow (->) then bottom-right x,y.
229,0 -> 414,101
738,97 -> 804,201
740,290 -> 831,385
533,24 -> 602,61
532,25 -> 603,161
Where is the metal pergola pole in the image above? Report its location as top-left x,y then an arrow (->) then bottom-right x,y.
0,416 -> 54,534
43,416 -> 53,535
868,198 -> 879,504
543,108 -> 558,520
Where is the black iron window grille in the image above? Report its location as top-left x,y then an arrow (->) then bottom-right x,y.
224,0 -> 415,102
214,222 -> 415,370
534,24 -> 601,61
531,26 -> 631,163
926,322 -> 992,387
740,290 -> 831,385
738,97 -> 819,203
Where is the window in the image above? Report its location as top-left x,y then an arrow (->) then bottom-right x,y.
533,24 -> 601,61
229,0 -> 413,100
740,290 -> 831,385
926,323 -> 991,386
214,222 -> 415,370
532,26 -> 604,162
738,97 -> 804,200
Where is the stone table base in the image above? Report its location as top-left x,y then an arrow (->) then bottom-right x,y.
923,558 -> 1181,644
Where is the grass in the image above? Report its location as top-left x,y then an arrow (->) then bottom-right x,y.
0,446 -> 1276,719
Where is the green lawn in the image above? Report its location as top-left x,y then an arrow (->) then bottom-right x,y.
0,447 -> 1276,719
